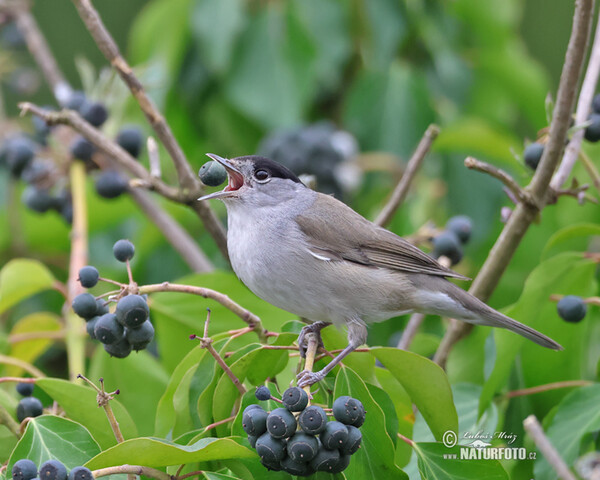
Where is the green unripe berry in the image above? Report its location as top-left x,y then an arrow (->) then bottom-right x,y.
78,265 -> 99,288
199,160 -> 227,187
103,337 -> 132,358
320,420 -> 349,449
310,447 -> 340,472
333,396 -> 365,426
39,460 -> 67,480
287,432 -> 319,462
280,456 -> 312,476
242,405 -> 268,436
72,293 -> 98,319
255,385 -> 271,401
116,295 -> 149,328
282,386 -> 309,411
94,313 -> 124,345
298,405 -> 328,434
68,467 -> 93,480
125,320 -> 154,350
342,425 -> 362,454
266,407 -> 297,439
557,295 -> 587,323
113,239 -> 135,262
12,459 -> 37,480
255,432 -> 285,463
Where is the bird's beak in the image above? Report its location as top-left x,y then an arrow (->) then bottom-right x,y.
198,153 -> 245,201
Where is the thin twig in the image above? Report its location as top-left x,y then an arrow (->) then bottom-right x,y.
578,150 -> 600,190
147,136 -> 161,178
552,13 -> 600,189
302,333 -> 319,399
0,404 -> 20,438
77,375 -> 124,443
9,330 -> 66,343
93,466 -> 173,480
0,355 -> 45,377
523,415 -> 577,480
464,156 -> 535,207
434,0 -> 594,367
375,124 -> 439,227
505,380 -> 593,399
397,313 -> 426,350
139,282 -> 266,341
0,377 -> 37,384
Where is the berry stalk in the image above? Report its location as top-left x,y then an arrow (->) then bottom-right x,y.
301,333 -> 319,401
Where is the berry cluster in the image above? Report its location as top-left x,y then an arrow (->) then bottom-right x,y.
431,215 -> 472,265
15,382 -> 43,423
11,459 -> 93,480
243,386 -> 365,475
258,121 -> 358,197
71,239 -> 154,358
556,295 -> 587,323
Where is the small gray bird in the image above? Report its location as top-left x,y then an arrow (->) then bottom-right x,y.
199,154 -> 562,387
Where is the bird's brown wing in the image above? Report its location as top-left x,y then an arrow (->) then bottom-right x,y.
296,193 -> 469,280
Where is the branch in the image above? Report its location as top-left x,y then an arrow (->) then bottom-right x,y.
523,415 -> 577,480
128,189 -> 214,272
396,313 -> 426,350
0,355 -> 45,378
504,380 -> 593,399
301,333 -> 319,400
434,0 -> 594,367
551,13 -> 600,189
375,124 -> 439,227
138,282 -> 266,341
0,403 -> 20,438
464,157 -> 536,207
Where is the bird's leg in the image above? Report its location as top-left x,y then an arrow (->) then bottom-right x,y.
297,321 -> 329,358
297,319 -> 367,388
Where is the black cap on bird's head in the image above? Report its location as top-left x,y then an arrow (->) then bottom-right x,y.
198,154 -> 303,201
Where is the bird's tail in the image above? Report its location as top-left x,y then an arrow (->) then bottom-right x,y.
415,276 -> 563,350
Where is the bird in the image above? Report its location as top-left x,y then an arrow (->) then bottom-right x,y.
199,154 -> 562,387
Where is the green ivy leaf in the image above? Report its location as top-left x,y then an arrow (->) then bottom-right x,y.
372,347 -> 458,442
85,437 -> 255,469
541,223 -> 600,260
8,416 -> 101,473
534,384 -> 600,479
36,378 -> 137,450
414,442 -> 508,479
0,259 -> 56,314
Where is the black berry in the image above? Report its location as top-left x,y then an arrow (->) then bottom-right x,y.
22,186 -> 54,213
95,299 -> 109,315
12,459 -> 37,480
94,313 -> 124,345
16,382 -> 34,397
255,433 -> 286,463
298,405 -> 328,434
255,385 -> 271,401
320,420 -> 349,449
64,90 -> 87,112
116,126 -> 144,158
342,425 -> 362,454
557,295 -> 587,323
310,447 -> 340,472
17,396 -> 43,422
125,320 -> 155,351
524,142 -> 544,170
6,136 -> 36,176
242,405 -> 268,436
69,136 -> 95,162
103,337 -> 132,358
39,460 -> 67,480
113,239 -> 135,262
266,407 -> 297,439
585,114 -> 600,143
21,158 -> 51,184
432,231 -> 463,265
287,432 -> 319,462
282,386 -> 309,411
86,316 -> 99,340
78,266 -> 99,288
199,161 -> 227,187
68,467 -> 93,480
116,295 -> 149,328
72,293 -> 99,319
280,456 -> 313,476
446,215 -> 472,244
329,453 -> 351,474
247,434 -> 258,448
81,101 -> 108,127
95,170 -> 128,199
333,396 -> 365,426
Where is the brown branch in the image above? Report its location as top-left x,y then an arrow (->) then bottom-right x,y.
396,313 -> 426,350
434,0 -> 594,367
147,136 -> 161,178
0,355 -> 45,377
139,282 -> 266,341
128,189 -> 214,272
505,380 -> 593,399
0,377 -> 37,384
523,415 -> 577,480
464,157 -> 535,207
375,124 -> 439,227
93,466 -> 173,480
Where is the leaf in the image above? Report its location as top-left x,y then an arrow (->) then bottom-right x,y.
334,367 -> 407,480
372,347 -> 458,441
36,378 -> 137,450
0,425 -> 18,464
541,223 -> 600,260
8,416 -> 101,473
6,312 -> 61,376
533,384 -> 600,479
85,437 -> 255,469
414,442 -> 508,479
0,259 -> 56,314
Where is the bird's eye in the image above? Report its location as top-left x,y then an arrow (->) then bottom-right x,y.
254,169 -> 270,181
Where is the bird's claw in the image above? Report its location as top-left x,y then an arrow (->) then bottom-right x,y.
297,321 -> 328,358
297,369 -> 325,388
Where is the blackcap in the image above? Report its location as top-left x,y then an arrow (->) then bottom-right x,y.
200,154 -> 562,386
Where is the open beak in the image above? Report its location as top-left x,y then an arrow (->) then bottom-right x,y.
198,153 -> 245,201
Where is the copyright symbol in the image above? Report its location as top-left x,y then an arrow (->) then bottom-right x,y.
442,430 -> 457,448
